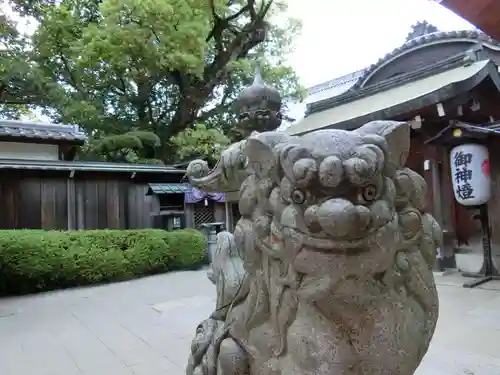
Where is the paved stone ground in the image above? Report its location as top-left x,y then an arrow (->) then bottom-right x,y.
1,270 -> 500,375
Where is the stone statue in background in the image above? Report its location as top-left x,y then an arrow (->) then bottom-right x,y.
185,119 -> 441,375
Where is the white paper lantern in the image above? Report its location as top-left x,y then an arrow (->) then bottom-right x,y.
449,144 -> 491,206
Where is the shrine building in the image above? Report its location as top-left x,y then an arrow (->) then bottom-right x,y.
285,30 -> 500,272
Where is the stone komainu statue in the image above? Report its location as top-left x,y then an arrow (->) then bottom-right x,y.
186,121 -> 441,375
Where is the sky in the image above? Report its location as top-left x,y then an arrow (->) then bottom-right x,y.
285,0 -> 475,88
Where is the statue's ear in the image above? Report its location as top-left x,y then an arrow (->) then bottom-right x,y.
355,121 -> 410,176
246,132 -> 290,180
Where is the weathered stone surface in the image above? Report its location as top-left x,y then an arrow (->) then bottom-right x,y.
186,121 -> 441,375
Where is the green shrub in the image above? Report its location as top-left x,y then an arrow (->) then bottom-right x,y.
0,229 -> 206,295
165,229 -> 208,269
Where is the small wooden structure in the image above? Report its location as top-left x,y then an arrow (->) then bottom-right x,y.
146,183 -> 232,230
0,120 -> 186,230
287,30 -> 500,270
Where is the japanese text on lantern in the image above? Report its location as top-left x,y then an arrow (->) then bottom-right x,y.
453,151 -> 474,200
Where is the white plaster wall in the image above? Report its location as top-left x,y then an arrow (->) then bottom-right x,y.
0,141 -> 59,160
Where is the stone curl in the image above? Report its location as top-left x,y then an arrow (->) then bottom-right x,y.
318,156 -> 344,188
343,144 -> 385,186
394,168 -> 427,211
186,159 -> 210,179
279,144 -> 316,187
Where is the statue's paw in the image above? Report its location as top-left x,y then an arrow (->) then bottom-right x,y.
217,337 -> 249,375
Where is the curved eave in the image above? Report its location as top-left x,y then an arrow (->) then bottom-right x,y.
285,60 -> 500,136
352,29 -> 500,91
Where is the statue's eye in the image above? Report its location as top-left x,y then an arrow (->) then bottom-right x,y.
291,189 -> 306,204
361,184 -> 378,202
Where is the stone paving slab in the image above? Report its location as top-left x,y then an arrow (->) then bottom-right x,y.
0,270 -> 499,375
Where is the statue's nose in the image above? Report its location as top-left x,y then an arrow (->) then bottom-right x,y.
316,198 -> 372,238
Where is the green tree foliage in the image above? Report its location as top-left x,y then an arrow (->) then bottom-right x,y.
79,130 -> 163,164
0,9 -> 45,118
3,0 -> 304,162
170,123 -> 230,165
405,21 -> 439,42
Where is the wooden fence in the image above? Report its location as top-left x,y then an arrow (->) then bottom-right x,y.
0,174 -> 156,230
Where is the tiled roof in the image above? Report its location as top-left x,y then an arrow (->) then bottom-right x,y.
280,70 -> 366,128
351,30 -> 499,91
0,120 -> 87,144
147,183 -> 190,194
307,69 -> 366,97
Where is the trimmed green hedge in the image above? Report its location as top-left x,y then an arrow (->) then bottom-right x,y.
0,229 -> 206,295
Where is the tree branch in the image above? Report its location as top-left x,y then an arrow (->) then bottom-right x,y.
247,0 -> 257,19
0,96 -> 34,105
197,81 -> 234,122
160,0 -> 273,142
203,0 -> 271,86
197,102 -> 232,122
227,6 -> 250,22
58,53 -> 82,93
147,99 -> 155,126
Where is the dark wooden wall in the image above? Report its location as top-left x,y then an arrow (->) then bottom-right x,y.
0,174 -> 158,230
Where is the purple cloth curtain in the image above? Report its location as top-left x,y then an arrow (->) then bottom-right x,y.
184,187 -> 226,203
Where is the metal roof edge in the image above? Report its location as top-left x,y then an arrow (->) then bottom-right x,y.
0,159 -> 187,173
